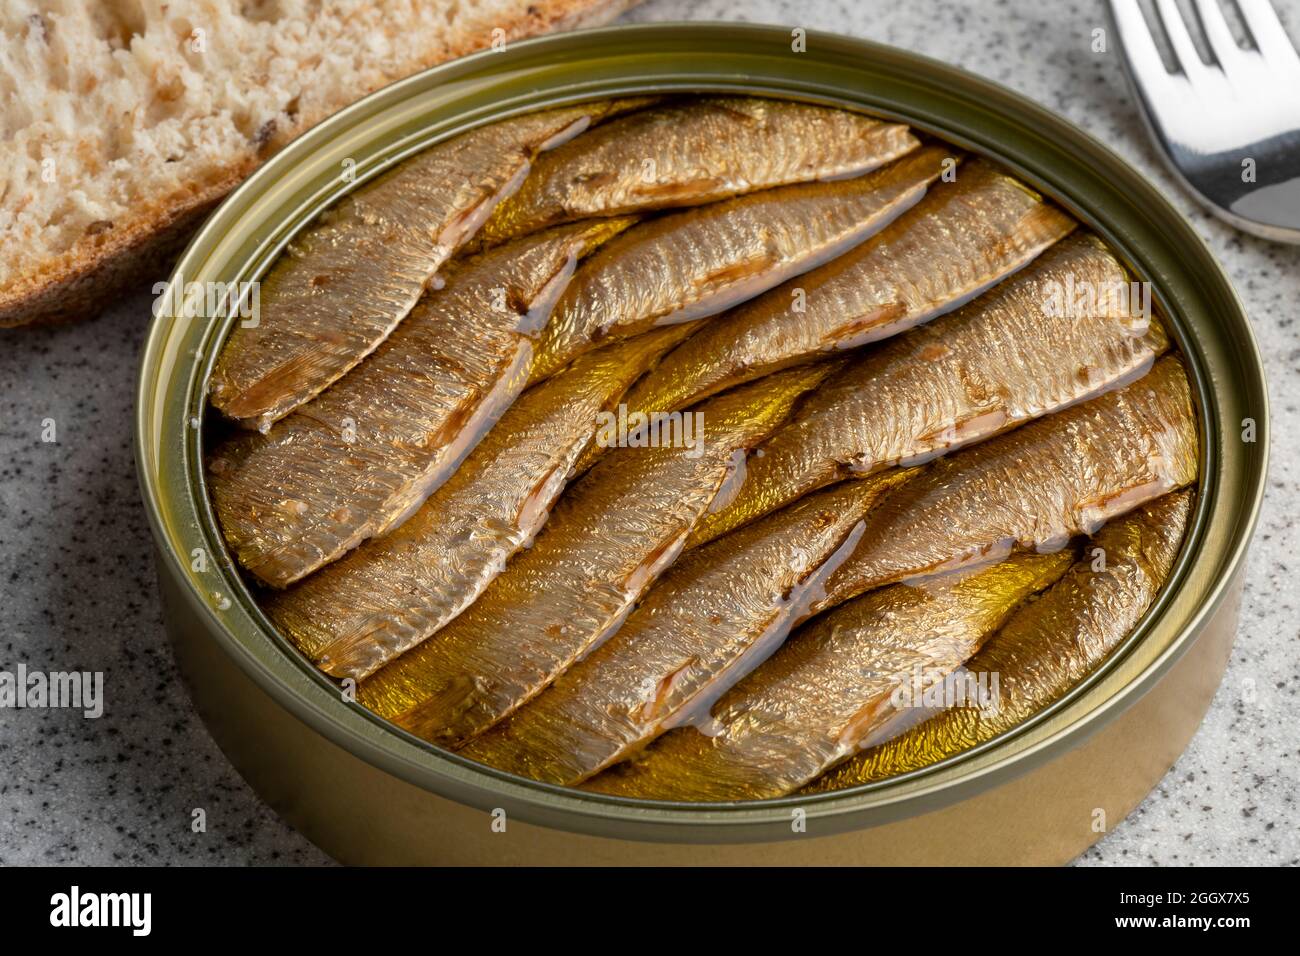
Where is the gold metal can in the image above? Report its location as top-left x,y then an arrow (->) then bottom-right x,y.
135,23 -> 1267,865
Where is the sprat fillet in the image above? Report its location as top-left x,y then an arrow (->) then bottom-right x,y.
689,232 -> 1169,546
357,363 -> 839,748
621,158 -> 1078,417
210,220 -> 629,589
479,96 -> 919,245
526,146 -> 948,383
210,99 -> 653,430
584,550 -> 1072,801
820,354 -> 1198,606
266,326 -> 695,681
804,489 -> 1192,792
462,471 -> 914,786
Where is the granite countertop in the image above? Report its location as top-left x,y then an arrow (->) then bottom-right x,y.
0,0 -> 1295,866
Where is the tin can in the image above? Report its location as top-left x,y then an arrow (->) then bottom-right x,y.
135,23 -> 1268,865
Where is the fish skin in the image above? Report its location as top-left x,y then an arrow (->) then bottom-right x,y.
525,146 -> 950,385
209,219 -> 633,589
583,550 -> 1072,801
804,490 -> 1192,793
819,354 -> 1198,607
688,233 -> 1170,547
357,363 -> 838,747
209,99 -> 653,431
621,159 -> 1078,417
477,96 -> 919,246
460,471 -> 915,786
264,325 -> 697,681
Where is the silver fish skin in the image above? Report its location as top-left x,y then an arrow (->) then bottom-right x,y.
583,550 -> 1072,801
819,354 -> 1199,607
526,146 -> 950,384
478,96 -> 919,244
209,219 -> 631,589
208,98 -> 652,430
356,363 -> 838,748
622,159 -> 1078,416
688,232 -> 1169,547
265,325 -> 696,681
459,471 -> 914,786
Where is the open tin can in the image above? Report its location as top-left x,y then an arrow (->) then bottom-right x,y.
135,23 -> 1268,865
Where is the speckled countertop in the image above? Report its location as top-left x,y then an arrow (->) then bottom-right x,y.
1,0 -> 1296,866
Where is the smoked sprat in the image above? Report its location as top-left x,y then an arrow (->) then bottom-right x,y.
206,95 -> 1199,801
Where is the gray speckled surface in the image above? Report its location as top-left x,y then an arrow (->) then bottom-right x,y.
0,0 -> 1295,866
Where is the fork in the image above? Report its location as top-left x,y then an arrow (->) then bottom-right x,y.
1109,0 -> 1300,242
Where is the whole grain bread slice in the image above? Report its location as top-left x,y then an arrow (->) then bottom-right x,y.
0,0 -> 637,328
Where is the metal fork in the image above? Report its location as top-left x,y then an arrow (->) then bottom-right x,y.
1109,0 -> 1300,242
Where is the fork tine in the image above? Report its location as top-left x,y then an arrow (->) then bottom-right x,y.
1194,0 -> 1248,69
1109,0 -> 1177,96
1237,0 -> 1300,69
1155,0 -> 1212,81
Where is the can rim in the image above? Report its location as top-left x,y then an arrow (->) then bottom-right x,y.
135,22 -> 1268,843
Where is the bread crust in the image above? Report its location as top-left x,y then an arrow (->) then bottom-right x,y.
0,0 -> 638,328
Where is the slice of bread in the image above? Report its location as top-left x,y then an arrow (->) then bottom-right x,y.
0,0 -> 637,328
